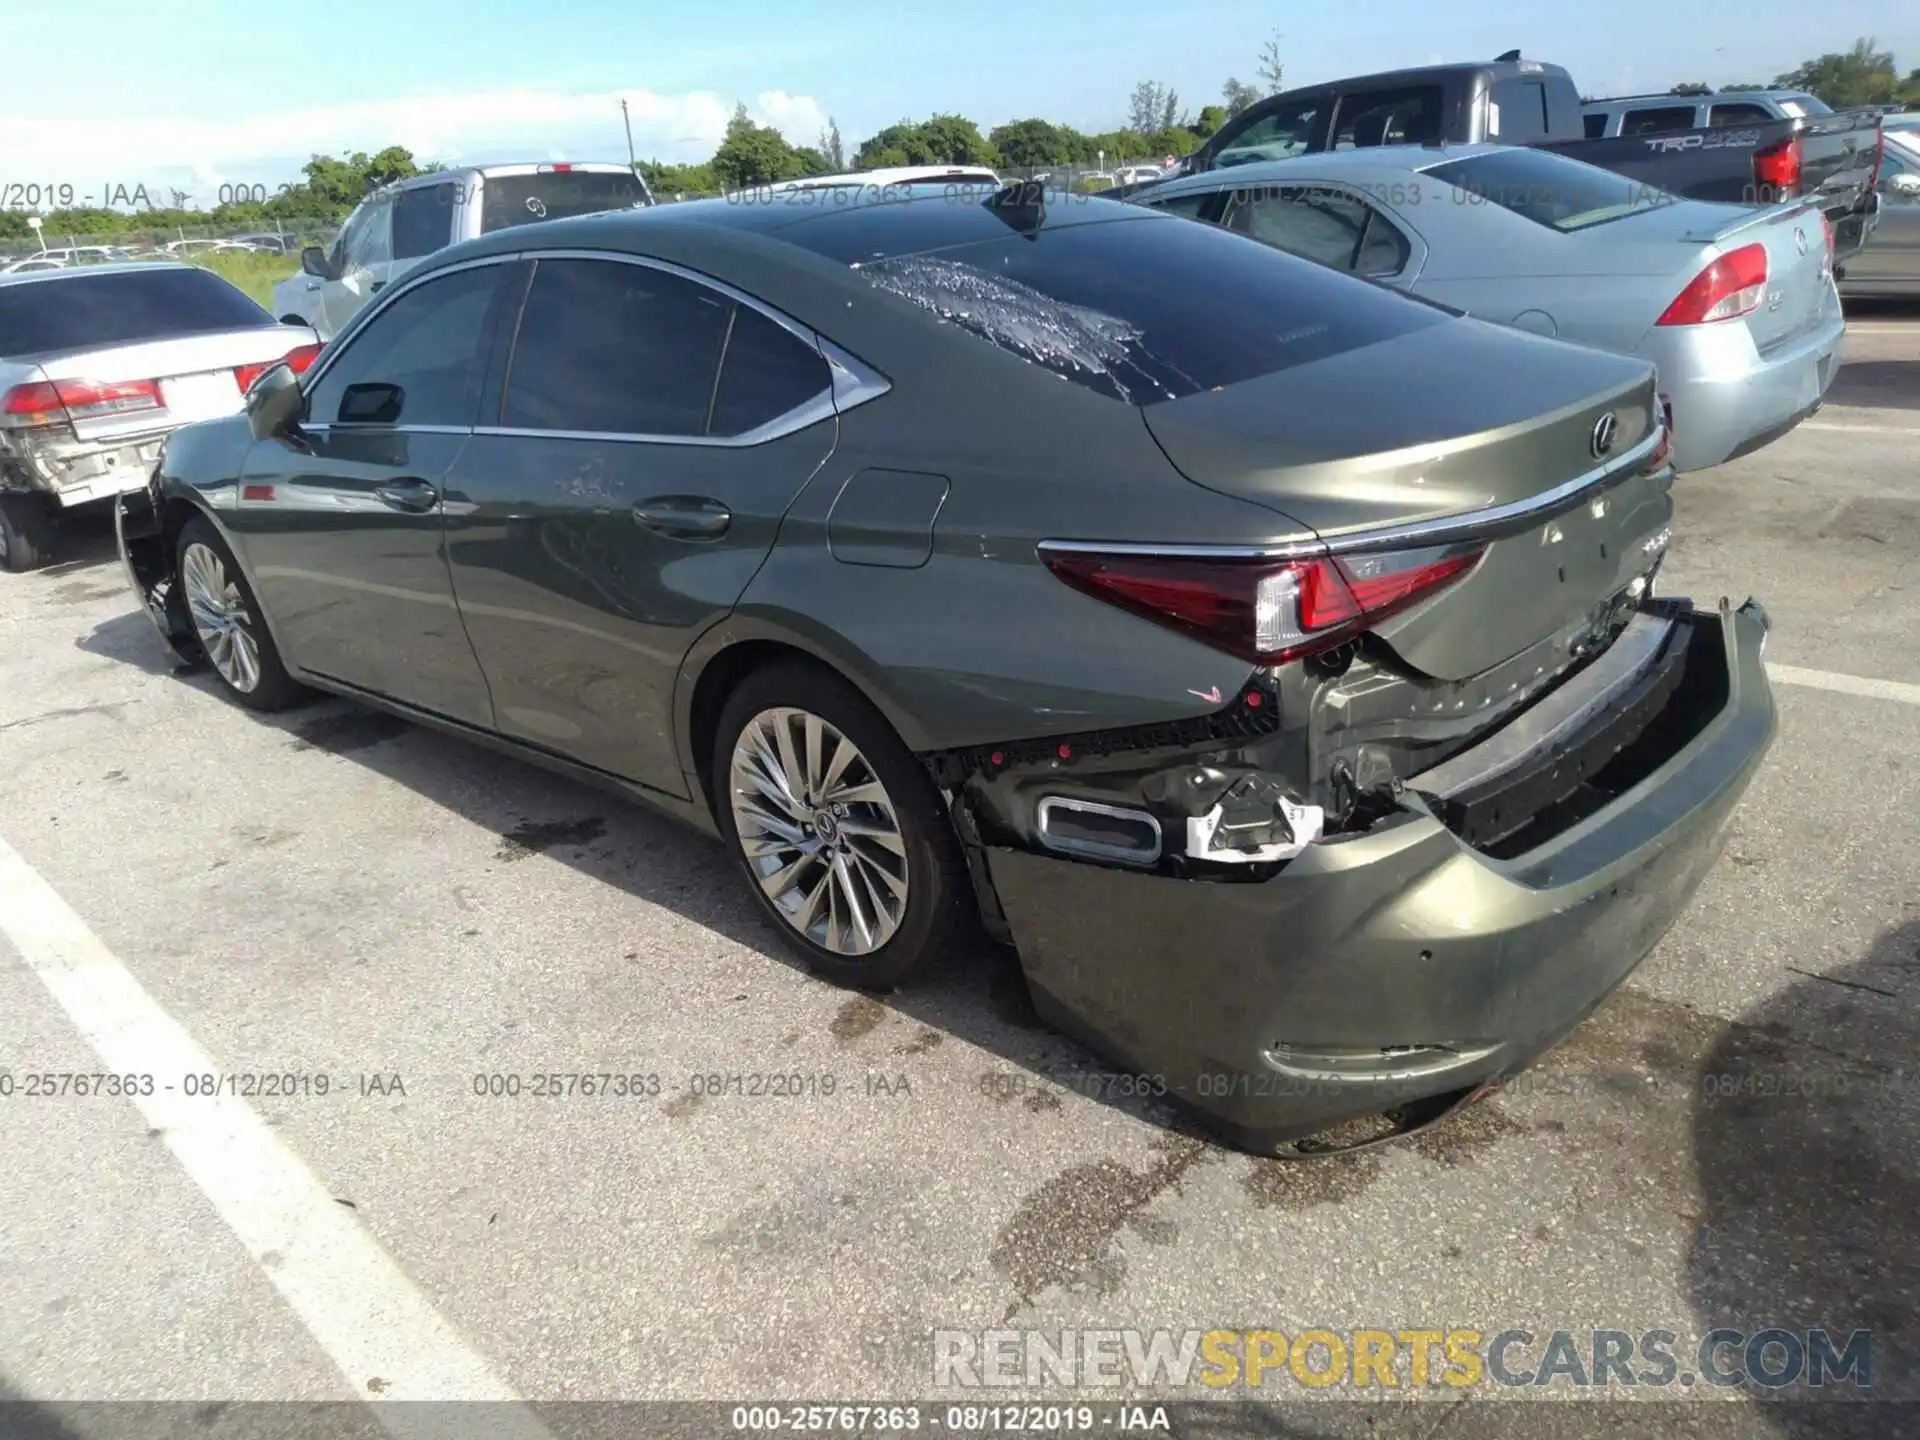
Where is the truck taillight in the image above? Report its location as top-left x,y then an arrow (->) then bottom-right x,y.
234,341 -> 323,394
1041,544 -> 1483,666
539,163 -> 575,173
1753,137 -> 1803,198
0,377 -> 162,428
1656,243 -> 1769,326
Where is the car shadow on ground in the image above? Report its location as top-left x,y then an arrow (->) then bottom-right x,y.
1825,358 -> 1920,411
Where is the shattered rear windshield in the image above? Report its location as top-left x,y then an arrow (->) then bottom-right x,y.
837,211 -> 1445,404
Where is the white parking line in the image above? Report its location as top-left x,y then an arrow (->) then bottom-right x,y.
0,832 -> 557,1438
1767,663 -> 1920,706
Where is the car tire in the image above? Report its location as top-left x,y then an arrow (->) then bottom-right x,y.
174,515 -> 309,712
710,660 -> 975,991
0,491 -> 57,572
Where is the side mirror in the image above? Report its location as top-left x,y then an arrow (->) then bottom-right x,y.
339,382 -> 404,425
300,246 -> 330,279
246,363 -> 306,442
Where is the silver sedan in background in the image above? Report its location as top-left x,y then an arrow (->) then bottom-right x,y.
1136,144 -> 1847,472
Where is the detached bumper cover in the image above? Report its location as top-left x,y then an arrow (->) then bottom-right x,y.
983,599 -> 1775,1149
115,480 -> 201,665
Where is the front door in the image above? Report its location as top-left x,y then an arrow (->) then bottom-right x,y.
443,254 -> 841,794
231,261 -> 517,726
320,193 -> 395,338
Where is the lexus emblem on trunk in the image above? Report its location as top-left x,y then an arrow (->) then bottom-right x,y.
1590,412 -> 1619,459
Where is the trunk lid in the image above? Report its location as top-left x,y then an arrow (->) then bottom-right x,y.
20,328 -> 318,441
1143,318 -> 1670,680
1681,200 -> 1831,354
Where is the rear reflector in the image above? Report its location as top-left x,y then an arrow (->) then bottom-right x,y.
234,341 -> 323,395
0,377 -> 163,428
1656,242 -> 1768,326
1753,136 -> 1803,198
1041,544 -> 1482,666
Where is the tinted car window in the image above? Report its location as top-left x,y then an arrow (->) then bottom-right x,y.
392,184 -> 458,260
1332,87 -> 1444,148
1428,148 -> 1673,232
1708,103 -> 1773,127
480,171 -> 649,233
828,209 -> 1447,405
1489,80 -> 1551,141
1223,186 -> 1370,268
1583,113 -> 1608,139
306,264 -> 501,426
709,304 -> 831,436
1145,191 -> 1214,219
0,267 -> 270,355
502,258 -> 730,435
1214,100 -> 1330,167
1621,105 -> 1698,135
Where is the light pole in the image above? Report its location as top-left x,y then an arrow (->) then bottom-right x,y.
26,215 -> 45,253
620,98 -> 638,174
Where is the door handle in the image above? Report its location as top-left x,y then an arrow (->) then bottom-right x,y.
375,477 -> 438,513
633,496 -> 731,540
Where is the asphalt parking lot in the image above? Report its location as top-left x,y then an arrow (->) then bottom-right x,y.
1,309 -> 1916,1440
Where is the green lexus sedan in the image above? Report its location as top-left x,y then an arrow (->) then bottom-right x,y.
115,182 -> 1776,1154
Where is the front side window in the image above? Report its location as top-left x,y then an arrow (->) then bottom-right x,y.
1212,100 -> 1331,168
391,184 -> 458,260
1144,191 -> 1215,219
304,264 -> 503,427
502,258 -> 732,436
1708,103 -> 1773,127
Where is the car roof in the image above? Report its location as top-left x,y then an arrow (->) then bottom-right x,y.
1148,141 -> 1512,197
0,260 -> 199,288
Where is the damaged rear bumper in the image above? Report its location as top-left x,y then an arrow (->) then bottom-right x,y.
977,597 -> 1775,1153
114,478 -> 201,665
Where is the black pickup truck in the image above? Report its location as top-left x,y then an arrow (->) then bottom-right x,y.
1106,54 -> 1885,263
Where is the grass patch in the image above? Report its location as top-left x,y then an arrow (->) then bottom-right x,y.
191,250 -> 301,312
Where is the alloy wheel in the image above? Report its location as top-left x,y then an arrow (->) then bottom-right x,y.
728,706 -> 910,957
181,542 -> 263,694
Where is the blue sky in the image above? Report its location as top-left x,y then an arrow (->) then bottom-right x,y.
3,0 -> 1915,205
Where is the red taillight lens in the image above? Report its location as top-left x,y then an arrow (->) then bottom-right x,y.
539,163 -> 574,173
235,341 -> 323,395
1657,242 -> 1769,326
1753,136 -> 1802,197
0,377 -> 162,427
1041,545 -> 1482,666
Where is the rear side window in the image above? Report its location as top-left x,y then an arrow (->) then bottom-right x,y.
1145,191 -> 1215,219
1583,113 -> 1609,139
502,258 -> 730,435
1332,86 -> 1445,148
1488,80 -> 1551,142
831,210 -> 1447,406
392,184 -> 458,260
480,171 -> 649,233
709,305 -> 831,436
1427,148 -> 1673,232
1621,105 -> 1698,135
1221,185 -> 1410,277
0,267 -> 270,355
306,265 -> 502,427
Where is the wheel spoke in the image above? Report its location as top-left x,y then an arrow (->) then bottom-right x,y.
789,870 -> 831,935
772,712 -> 806,806
802,713 -> 825,803
840,818 -> 906,857
851,846 -> 908,901
823,778 -> 889,807
819,734 -> 857,798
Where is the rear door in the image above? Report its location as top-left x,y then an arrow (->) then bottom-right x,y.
443,253 -> 839,793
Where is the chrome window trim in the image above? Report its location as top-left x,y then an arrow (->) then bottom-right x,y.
1038,426 -> 1665,562
299,246 -> 893,448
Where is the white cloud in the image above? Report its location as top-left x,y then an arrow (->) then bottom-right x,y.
0,87 -> 830,205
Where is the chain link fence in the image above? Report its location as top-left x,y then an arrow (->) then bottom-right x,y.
1,217 -> 346,266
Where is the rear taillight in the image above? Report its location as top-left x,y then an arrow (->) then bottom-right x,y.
234,341 -> 322,395
1648,395 -> 1674,471
1041,544 -> 1483,666
0,377 -> 162,428
1656,242 -> 1769,326
1753,136 -> 1803,198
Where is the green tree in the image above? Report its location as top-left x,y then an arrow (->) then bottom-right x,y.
1190,104 -> 1229,140
853,115 -> 998,168
1670,82 -> 1714,95
711,103 -> 810,188
1222,78 -> 1261,115
989,118 -> 1077,168
1127,81 -> 1182,135
1257,31 -> 1285,93
1774,38 -> 1901,106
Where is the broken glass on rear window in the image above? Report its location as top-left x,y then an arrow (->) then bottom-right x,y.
842,211 -> 1445,404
